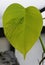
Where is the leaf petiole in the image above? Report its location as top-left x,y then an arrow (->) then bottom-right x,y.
39,36 -> 45,53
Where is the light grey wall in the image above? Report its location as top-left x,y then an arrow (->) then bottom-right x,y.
0,38 -> 10,52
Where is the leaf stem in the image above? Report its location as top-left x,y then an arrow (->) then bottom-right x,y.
39,36 -> 45,52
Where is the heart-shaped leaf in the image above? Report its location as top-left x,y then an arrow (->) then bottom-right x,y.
2,3 -> 43,58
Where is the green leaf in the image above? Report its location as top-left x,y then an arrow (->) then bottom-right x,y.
2,3 -> 43,58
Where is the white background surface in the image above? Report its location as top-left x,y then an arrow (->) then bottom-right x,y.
0,0 -> 45,65
0,38 -> 10,52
